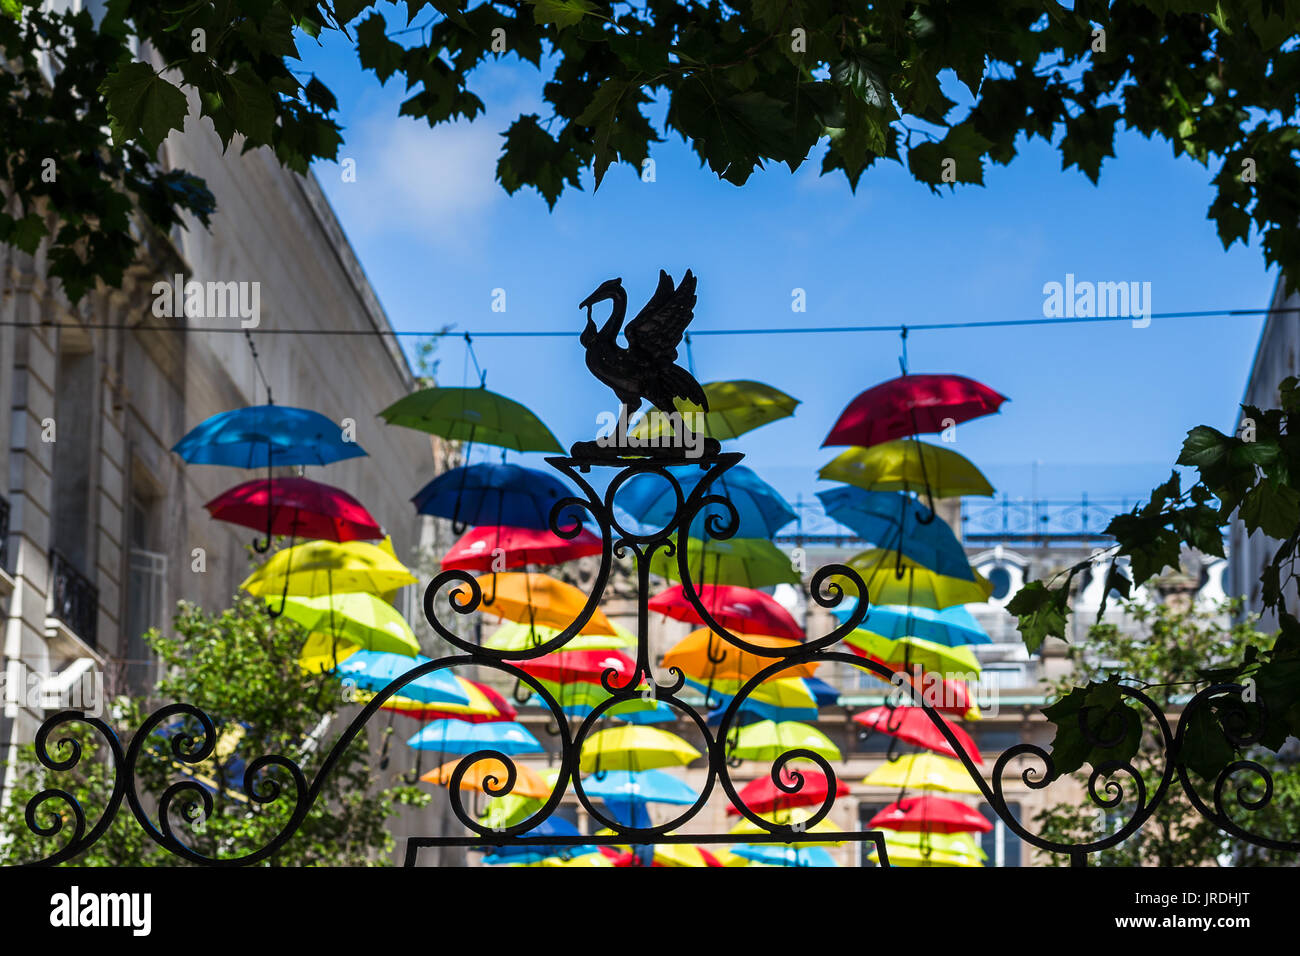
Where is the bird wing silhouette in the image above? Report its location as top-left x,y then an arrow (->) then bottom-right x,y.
624,269 -> 696,367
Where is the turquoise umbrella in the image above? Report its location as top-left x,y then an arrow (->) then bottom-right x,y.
407,719 -> 544,755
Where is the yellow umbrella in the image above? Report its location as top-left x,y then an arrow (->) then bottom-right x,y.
845,630 -> 981,676
353,675 -> 500,718
242,539 -> 417,598
728,807 -> 845,846
663,630 -> 816,683
534,852 -> 614,867
298,632 -> 361,673
819,440 -> 994,498
278,591 -> 420,657
728,720 -> 841,763
861,753 -> 982,794
579,726 -> 700,772
877,829 -> 987,860
845,550 -> 993,609
628,380 -> 800,441
476,572 -> 616,636
485,620 -> 634,652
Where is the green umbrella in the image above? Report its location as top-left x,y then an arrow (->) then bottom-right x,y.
278,591 -> 420,657
649,536 -> 800,587
479,793 -> 545,830
379,385 -> 563,453
629,380 -> 799,442
728,720 -> 842,763
533,677 -> 662,716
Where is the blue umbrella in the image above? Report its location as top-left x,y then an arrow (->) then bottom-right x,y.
733,844 -> 837,867
411,463 -> 578,530
829,602 -> 991,647
582,769 -> 697,830
172,404 -> 366,467
480,818 -> 593,863
407,719 -> 544,755
336,651 -> 471,705
803,677 -> 841,707
704,695 -> 819,725
617,465 -> 795,538
817,487 -> 973,579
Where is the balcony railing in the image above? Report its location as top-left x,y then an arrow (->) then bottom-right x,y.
49,549 -> 98,649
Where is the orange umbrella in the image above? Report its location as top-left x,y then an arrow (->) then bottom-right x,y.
420,757 -> 552,799
474,571 -> 616,636
663,630 -> 817,683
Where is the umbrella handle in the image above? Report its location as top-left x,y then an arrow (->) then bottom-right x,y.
510,677 -> 532,705
705,634 -> 727,665
264,532 -> 294,617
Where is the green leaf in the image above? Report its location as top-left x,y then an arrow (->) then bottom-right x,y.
833,56 -> 893,113
576,80 -> 629,188
99,61 -> 189,151
1,0 -> 23,21
0,212 -> 46,254
1041,677 -> 1142,783
1239,478 -> 1300,540
1006,580 -> 1070,653
531,0 -> 595,28
1179,705 -> 1236,780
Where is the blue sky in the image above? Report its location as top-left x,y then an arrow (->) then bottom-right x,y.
295,16 -> 1273,513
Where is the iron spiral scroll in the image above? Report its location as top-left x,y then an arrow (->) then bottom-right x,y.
11,449 -> 1300,866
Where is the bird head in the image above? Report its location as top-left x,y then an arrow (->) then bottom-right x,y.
579,277 -> 624,345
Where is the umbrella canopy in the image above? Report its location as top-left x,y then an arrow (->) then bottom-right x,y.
407,719 -> 544,755
442,524 -> 603,572
527,679 -> 663,715
818,487 -> 973,579
205,477 -> 382,542
412,463 -> 578,530
728,720 -> 842,763
845,630 -> 981,676
878,829 -> 987,860
875,843 -> 984,867
278,592 -> 419,657
479,794 -> 545,830
517,649 -> 636,686
579,726 -> 701,772
728,808 -> 845,846
379,385 -> 563,453
298,632 -> 362,673
335,651 -> 470,705
420,757 -> 552,799
479,817 -> 588,864
617,464 -> 796,538
823,374 -> 1008,449
732,844 -> 837,867
853,706 -> 983,763
475,572 -> 617,636
663,631 -> 815,683
845,550 -> 992,609
173,404 -> 368,467
727,768 -> 850,816
818,440 -> 994,498
704,677 -> 821,724
628,380 -> 800,442
484,620 -> 634,652
649,585 -> 803,640
861,753 -> 982,794
381,677 -> 514,722
867,795 -> 993,834
833,602 -> 991,647
556,699 -> 678,724
580,770 -> 698,807
649,537 -> 801,588
241,540 -> 417,598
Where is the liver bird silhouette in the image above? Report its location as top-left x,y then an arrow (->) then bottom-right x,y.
578,269 -> 709,420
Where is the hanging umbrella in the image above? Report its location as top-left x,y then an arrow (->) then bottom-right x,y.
517,649 -> 636,685
379,385 -> 563,453
845,550 -> 992,609
649,537 -> 801,588
818,487 -> 973,579
617,464 -> 796,538
205,477 -> 382,542
823,374 -> 1008,449
407,719 -> 544,755
732,844 -> 837,867
420,756 -> 552,799
335,651 -> 470,706
241,539 -> 418,599
727,768 -> 849,816
645,844 -> 723,867
442,524 -> 602,572
867,795 -> 993,834
844,630 -> 981,676
378,677 -> 511,722
861,753 -> 982,794
877,829 -> 987,860
173,404 -> 368,467
478,817 -> 590,864
832,602 -> 991,647
628,380 -> 800,442
704,677 -> 821,724
554,699 -> 678,724
412,463 -> 578,530
874,843 -> 984,867
480,794 -> 545,830
277,592 -> 419,657
578,726 -> 700,772
484,620 -> 634,652
298,632 -> 362,673
819,440 -> 994,498
527,679 -> 663,715
803,677 -> 841,707
579,769 -> 698,822
473,572 -> 617,636
853,706 -> 983,763
663,631 -> 815,683
649,585 -> 804,640
728,808 -> 845,846
728,720 -> 841,763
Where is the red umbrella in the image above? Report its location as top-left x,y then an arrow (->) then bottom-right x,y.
727,768 -> 850,816
847,646 -> 979,718
867,795 -> 992,834
648,585 -> 803,640
517,649 -> 636,686
205,477 -> 381,542
823,374 -> 1008,449
853,706 -> 983,763
442,524 -> 603,572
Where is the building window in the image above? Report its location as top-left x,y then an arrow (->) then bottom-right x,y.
978,800 -> 1024,866
857,802 -> 887,866
124,549 -> 166,695
988,566 -> 1012,600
